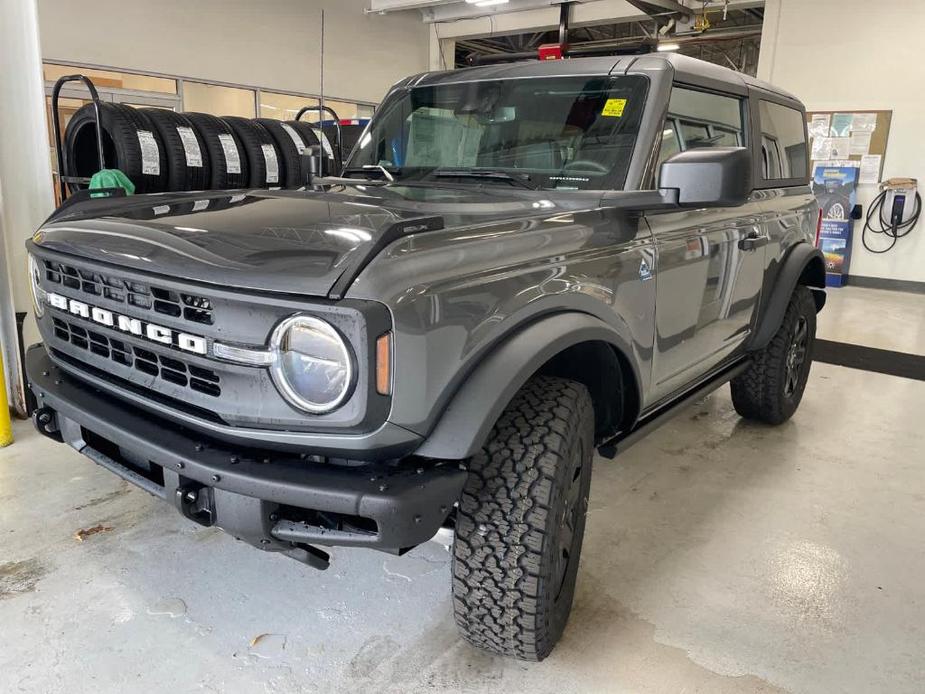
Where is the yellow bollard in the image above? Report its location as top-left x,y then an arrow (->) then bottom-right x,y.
0,351 -> 13,447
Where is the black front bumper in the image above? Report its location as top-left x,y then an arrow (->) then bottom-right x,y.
27,345 -> 465,562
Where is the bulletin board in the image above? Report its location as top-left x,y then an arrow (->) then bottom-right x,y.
805,109 -> 892,185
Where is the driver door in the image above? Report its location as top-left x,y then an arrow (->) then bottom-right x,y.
647,86 -> 766,403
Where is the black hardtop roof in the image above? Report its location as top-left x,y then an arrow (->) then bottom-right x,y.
402,53 -> 803,109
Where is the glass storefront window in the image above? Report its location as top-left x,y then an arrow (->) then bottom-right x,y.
43,64 -> 177,94
182,81 -> 256,117
259,91 -> 318,121
297,99 -> 359,122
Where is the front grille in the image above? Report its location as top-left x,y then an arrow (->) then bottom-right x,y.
43,260 -> 214,325
52,316 -> 221,397
32,247 -> 386,433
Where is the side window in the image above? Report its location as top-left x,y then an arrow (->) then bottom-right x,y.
658,86 -> 744,167
658,121 -> 681,164
758,100 -> 807,180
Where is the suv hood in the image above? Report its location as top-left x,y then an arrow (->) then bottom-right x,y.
34,185 -> 583,297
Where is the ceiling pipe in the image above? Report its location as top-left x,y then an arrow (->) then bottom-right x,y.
463,23 -> 761,64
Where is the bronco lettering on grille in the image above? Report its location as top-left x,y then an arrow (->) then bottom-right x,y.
47,292 -> 208,355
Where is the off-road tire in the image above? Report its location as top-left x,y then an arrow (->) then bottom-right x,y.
731,285 -> 817,424
452,375 -> 594,661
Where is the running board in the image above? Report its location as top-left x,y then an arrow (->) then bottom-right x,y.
598,359 -> 751,459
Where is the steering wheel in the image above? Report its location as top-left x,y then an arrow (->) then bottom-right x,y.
562,159 -> 610,174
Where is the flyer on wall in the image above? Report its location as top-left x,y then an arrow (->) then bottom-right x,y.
812,164 -> 860,287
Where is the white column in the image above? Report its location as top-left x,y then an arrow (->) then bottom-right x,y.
0,0 -> 56,415
428,23 -> 455,72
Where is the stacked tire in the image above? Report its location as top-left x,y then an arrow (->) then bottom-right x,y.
139,109 -> 210,191
183,113 -> 251,190
64,103 -> 168,194
63,102 -> 344,195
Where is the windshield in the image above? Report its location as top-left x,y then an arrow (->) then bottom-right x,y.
347,75 -> 648,191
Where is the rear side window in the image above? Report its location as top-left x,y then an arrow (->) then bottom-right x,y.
758,100 -> 808,180
658,87 -> 745,166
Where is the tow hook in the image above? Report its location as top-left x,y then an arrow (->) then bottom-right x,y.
32,406 -> 63,442
284,544 -> 331,571
175,483 -> 214,526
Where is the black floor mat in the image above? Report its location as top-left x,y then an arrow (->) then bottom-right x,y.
814,339 -> 925,382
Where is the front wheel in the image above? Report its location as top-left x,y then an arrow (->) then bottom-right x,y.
452,375 -> 594,661
731,285 -> 817,424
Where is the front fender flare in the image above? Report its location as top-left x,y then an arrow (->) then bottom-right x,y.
749,242 -> 826,351
412,312 -> 641,460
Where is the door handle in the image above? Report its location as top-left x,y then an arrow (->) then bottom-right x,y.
738,230 -> 769,251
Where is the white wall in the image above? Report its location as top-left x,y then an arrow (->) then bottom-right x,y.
0,0 -> 56,413
37,0 -> 430,104
759,0 -> 925,284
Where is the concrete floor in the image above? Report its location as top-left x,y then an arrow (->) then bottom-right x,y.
817,285 -> 925,355
2,291 -> 925,693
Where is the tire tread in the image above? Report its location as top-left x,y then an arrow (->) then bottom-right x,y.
452,375 -> 593,661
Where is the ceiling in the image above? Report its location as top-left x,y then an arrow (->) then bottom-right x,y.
368,0 -> 763,26
454,3 -> 765,74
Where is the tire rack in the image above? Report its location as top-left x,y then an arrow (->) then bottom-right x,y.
50,75 -> 348,203
295,105 -> 343,178
50,74 -> 127,205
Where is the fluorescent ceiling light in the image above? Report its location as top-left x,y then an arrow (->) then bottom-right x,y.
472,0 -> 509,5
657,42 -> 680,52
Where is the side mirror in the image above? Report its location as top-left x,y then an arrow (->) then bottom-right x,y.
300,145 -> 322,184
659,147 -> 752,208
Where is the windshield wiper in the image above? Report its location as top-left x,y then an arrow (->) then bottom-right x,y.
432,168 -> 538,190
342,164 -> 400,181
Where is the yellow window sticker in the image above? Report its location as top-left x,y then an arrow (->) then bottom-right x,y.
602,98 -> 627,117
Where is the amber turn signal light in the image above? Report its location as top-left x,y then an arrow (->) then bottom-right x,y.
376,332 -> 392,395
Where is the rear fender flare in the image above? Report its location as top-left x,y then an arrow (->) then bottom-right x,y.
749,242 -> 826,350
413,312 -> 641,460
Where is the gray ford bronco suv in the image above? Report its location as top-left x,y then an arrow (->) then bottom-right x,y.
26,54 -> 824,660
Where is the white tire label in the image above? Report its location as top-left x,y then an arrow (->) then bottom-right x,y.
176,126 -> 203,168
280,123 -> 306,154
217,133 -> 241,174
261,144 -> 279,183
313,128 -> 335,159
137,130 -> 160,175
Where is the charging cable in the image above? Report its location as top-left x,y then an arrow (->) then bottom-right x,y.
862,188 -> 922,253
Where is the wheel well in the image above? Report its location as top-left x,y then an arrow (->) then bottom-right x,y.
798,254 -> 827,311
538,340 -> 639,443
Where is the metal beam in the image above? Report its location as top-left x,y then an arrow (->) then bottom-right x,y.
624,0 -> 695,21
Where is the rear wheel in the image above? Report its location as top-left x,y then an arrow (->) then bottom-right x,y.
452,375 -> 594,661
731,285 -> 817,424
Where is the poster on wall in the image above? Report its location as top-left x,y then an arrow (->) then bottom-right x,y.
859,154 -> 882,185
809,114 -> 831,139
806,109 -> 892,184
830,113 -> 854,137
812,163 -> 860,287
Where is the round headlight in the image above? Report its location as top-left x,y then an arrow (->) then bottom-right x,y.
28,254 -> 46,318
270,315 -> 353,413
